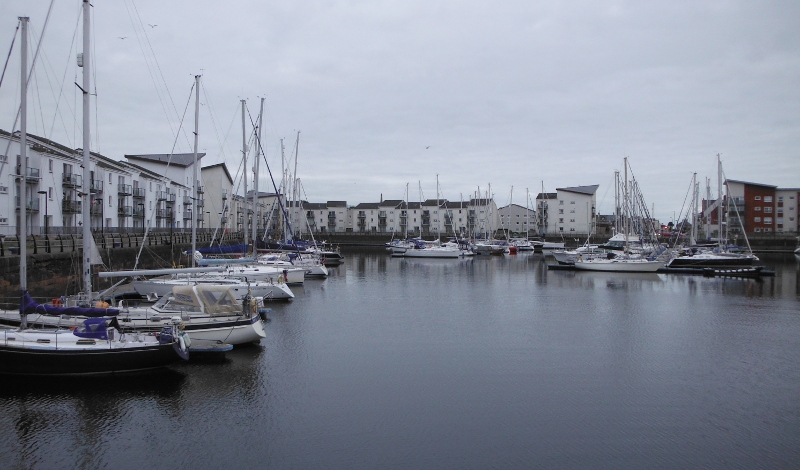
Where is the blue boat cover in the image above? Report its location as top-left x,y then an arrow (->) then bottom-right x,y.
21,291 -> 120,317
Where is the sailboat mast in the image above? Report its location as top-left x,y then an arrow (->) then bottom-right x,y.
690,172 -> 697,246
191,75 -> 200,268
241,100 -> 248,252
717,154 -> 722,251
19,16 -> 28,303
292,131 -> 300,241
252,97 -> 263,250
81,0 -> 92,296
623,158 -> 629,253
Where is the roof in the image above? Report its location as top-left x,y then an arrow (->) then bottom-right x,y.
353,202 -> 380,209
380,199 -> 404,208
556,185 -> 599,196
202,162 -> 233,184
327,201 -> 347,207
126,153 -> 206,167
536,193 -> 557,200
725,179 -> 777,189
304,202 -> 328,210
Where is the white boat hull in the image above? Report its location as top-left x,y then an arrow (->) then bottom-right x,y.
573,259 -> 663,272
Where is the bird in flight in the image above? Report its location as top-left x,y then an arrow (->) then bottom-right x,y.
425,146 -> 430,149
148,24 -> 157,28
118,36 -> 127,39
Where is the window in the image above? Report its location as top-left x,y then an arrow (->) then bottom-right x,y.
754,206 -> 761,211
569,228 -> 575,231
763,207 -> 772,213
754,196 -> 761,201
559,200 -> 564,205
48,187 -> 53,199
48,159 -> 53,172
570,201 -> 575,204
764,196 -> 772,202
109,196 -> 112,207
558,209 -> 564,214
754,227 -> 762,232
108,173 -> 112,183
764,217 -> 772,224
754,217 -> 761,222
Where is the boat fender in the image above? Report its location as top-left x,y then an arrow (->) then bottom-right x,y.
251,298 -> 258,314
277,274 -> 284,284
179,331 -> 191,348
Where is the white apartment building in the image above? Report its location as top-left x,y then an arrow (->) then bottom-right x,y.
538,185 -> 598,236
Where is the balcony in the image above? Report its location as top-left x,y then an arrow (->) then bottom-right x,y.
156,208 -> 171,219
133,187 -> 146,199
15,166 -> 40,183
220,216 -> 228,224
90,204 -> 103,216
196,212 -> 204,221
62,200 -> 81,213
183,195 -> 192,205
156,191 -> 168,201
133,206 -> 145,218
62,173 -> 81,188
183,211 -> 193,220
15,197 -> 40,212
222,190 -> 227,200
168,193 -> 176,203
118,205 -> 132,217
90,180 -> 103,193
197,198 -> 204,207
196,185 -> 204,194
118,184 -> 132,196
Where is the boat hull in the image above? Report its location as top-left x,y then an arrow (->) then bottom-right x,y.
573,259 -> 663,272
0,334 -> 183,376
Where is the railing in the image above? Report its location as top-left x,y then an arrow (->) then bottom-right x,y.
62,173 -> 81,187
90,205 -> 102,215
156,208 -> 171,218
133,187 -> 146,198
167,193 -> 176,203
118,184 -> 132,196
90,180 -> 103,193
156,191 -> 168,201
14,197 -> 40,212
197,199 -> 204,207
118,205 -> 132,216
133,206 -> 145,218
183,195 -> 192,205
222,190 -> 227,200
62,200 -> 81,213
183,211 -> 193,220
196,186 -> 204,194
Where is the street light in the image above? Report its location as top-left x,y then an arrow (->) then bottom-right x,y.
37,190 -> 48,235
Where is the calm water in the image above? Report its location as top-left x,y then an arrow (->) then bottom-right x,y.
1,251 -> 799,469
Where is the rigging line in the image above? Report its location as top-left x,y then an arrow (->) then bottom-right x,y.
134,82 -> 196,270
200,81 -> 231,163
90,3 -> 100,152
128,0 -> 193,151
122,0 -> 179,148
34,15 -> 79,145
0,1 -> 55,175
0,21 -> 20,91
247,114 -> 295,238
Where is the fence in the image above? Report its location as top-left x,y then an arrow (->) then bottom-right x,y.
0,230 -> 245,257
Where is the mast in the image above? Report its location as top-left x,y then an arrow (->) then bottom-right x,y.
280,138 -> 285,241
18,16 -> 29,321
690,172 -> 697,246
81,0 -> 92,296
623,157 -> 629,253
292,131 -> 300,242
241,100 -> 248,252
717,154 -> 722,251
252,97 -> 263,251
191,75 -> 200,268
436,174 -> 440,240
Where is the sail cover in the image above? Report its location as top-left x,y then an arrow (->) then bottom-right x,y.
21,291 -> 119,317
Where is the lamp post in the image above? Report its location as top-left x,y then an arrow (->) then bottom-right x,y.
37,190 -> 47,235
205,211 -> 210,231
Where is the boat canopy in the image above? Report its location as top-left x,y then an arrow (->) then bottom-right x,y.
156,285 -> 245,316
21,291 -> 120,317
187,244 -> 248,255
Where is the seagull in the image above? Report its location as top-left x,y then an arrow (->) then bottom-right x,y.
425,146 -> 430,149
118,36 -> 127,39
148,24 -> 157,28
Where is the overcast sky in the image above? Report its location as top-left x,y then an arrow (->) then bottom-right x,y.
2,0 -> 799,222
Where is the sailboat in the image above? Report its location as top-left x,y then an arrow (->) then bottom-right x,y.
0,8 -> 188,375
574,158 -> 666,273
667,156 -> 759,268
